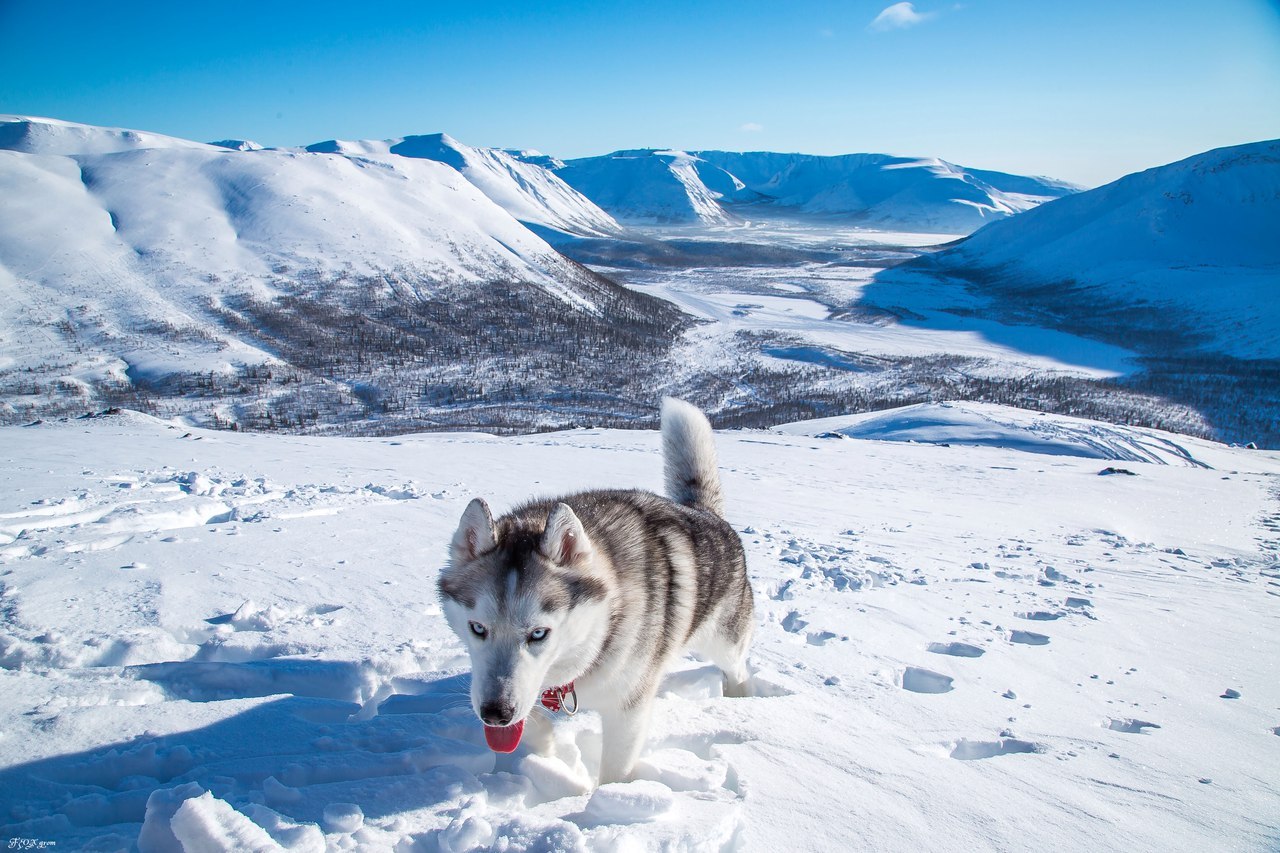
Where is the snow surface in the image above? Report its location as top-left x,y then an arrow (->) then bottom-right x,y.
774,401 -> 1226,465
608,261 -> 1136,380
304,132 -> 621,238
928,139 -> 1280,358
557,149 -> 1078,233
0,115 -> 215,156
1,408 -> 1277,850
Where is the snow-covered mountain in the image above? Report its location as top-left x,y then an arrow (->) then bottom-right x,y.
305,133 -> 621,238
554,148 -> 1078,233
0,116 -> 682,429
555,149 -> 755,225
921,139 -> 1280,358
0,114 -> 213,155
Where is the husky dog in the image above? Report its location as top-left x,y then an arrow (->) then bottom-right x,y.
438,398 -> 754,783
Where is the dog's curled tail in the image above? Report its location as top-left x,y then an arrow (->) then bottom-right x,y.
661,397 -> 724,517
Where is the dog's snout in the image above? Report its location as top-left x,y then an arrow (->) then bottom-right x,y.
479,700 -> 516,727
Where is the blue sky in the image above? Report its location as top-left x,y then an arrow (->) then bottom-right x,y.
2,0 -> 1278,185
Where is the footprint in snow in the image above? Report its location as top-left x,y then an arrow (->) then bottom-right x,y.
950,739 -> 1044,760
927,641 -> 984,658
1106,718 -> 1160,734
1016,610 -> 1064,621
780,611 -> 808,633
901,667 -> 954,694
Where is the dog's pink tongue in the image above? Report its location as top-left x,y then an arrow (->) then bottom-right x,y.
483,720 -> 524,753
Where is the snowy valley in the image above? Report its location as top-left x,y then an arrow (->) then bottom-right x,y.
3,116 -> 1277,446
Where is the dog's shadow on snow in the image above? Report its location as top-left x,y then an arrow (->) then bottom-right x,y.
0,665 -> 489,847
0,660 -> 794,847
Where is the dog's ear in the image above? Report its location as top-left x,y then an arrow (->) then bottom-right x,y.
541,502 -> 593,566
450,498 -> 496,565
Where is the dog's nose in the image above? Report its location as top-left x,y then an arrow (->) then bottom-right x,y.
479,700 -> 516,727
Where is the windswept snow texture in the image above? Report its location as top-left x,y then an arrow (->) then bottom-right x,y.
305,132 -> 621,238
556,148 -> 1077,233
774,401 -> 1219,466
925,139 -> 1280,358
0,411 -> 1277,850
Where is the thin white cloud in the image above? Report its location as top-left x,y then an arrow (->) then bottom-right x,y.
869,2 -> 934,31
740,122 -> 764,133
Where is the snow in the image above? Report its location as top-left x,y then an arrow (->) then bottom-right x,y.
929,139 -> 1280,358
773,401 -> 1228,465
0,114 -> 215,155
305,132 -> 621,238
556,149 -> 748,225
0,408 -> 1277,850
556,148 -> 1078,233
610,262 -> 1135,379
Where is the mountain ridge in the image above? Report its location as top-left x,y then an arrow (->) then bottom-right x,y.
554,147 -> 1079,233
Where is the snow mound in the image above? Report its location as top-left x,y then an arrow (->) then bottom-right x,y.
774,401 -> 1222,466
209,139 -> 265,151
927,139 -> 1280,357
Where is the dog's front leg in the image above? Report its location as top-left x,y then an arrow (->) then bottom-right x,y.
522,710 -> 555,757
597,698 -> 654,784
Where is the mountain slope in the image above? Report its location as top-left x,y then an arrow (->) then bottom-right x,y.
0,117 -> 685,430
0,114 -> 213,155
555,149 -> 754,225
696,150 -> 1079,233
920,139 -> 1280,358
305,133 -> 621,238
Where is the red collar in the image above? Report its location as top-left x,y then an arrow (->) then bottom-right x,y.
541,682 -> 578,714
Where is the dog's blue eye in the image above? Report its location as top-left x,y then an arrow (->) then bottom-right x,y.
528,627 -> 549,642
469,621 -> 487,639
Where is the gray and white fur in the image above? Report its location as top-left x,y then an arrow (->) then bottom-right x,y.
438,397 -> 755,783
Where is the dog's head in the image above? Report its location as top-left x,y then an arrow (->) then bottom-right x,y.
438,498 -> 612,743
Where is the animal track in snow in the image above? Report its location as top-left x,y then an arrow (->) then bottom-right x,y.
760,529 -> 921,598
0,470 -> 427,558
1016,610 -> 1065,621
950,738 -> 1045,760
1009,630 -> 1050,646
779,611 -> 841,646
1106,718 -> 1161,734
927,641 -> 985,658
901,667 -> 954,694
